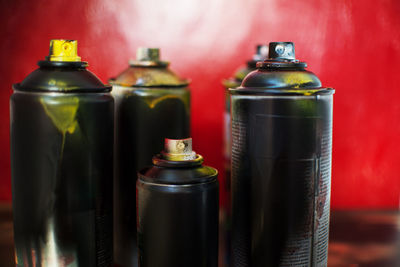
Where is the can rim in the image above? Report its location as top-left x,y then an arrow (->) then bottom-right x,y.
152,154 -> 204,168
13,83 -> 112,93
229,87 -> 335,96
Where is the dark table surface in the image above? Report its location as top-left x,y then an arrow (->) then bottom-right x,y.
327,210 -> 400,267
0,204 -> 398,267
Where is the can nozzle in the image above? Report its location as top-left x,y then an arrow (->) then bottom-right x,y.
162,138 -> 196,161
46,39 -> 81,62
129,47 -> 168,67
136,47 -> 160,62
268,42 -> 295,61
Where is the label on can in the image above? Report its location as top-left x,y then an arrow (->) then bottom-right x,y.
231,107 -> 331,267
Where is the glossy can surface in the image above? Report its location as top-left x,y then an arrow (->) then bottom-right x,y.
137,139 -> 218,267
10,40 -> 114,267
230,42 -> 334,267
111,49 -> 190,267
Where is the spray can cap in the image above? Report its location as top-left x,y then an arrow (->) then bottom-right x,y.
46,39 -> 81,62
161,138 -> 197,161
129,47 -> 169,67
136,47 -> 160,61
268,42 -> 296,61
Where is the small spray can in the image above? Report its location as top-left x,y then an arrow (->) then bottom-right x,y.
137,138 -> 218,267
230,42 -> 334,266
10,40 -> 114,266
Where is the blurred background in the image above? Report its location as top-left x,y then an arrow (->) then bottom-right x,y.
1,0 -> 399,210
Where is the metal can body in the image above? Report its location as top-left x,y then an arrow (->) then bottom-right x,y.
230,42 -> 334,267
111,49 -> 190,267
11,92 -> 113,267
10,40 -> 114,267
137,179 -> 218,267
136,139 -> 218,267
231,94 -> 332,266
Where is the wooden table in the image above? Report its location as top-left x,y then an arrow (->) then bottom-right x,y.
328,210 -> 400,267
0,204 -> 14,266
0,204 -> 398,266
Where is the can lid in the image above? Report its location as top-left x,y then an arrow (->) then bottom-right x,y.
13,39 -> 111,92
109,47 -> 189,87
230,42 -> 334,95
46,39 -> 81,62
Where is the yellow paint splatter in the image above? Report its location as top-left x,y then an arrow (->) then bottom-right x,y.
286,89 -> 321,96
283,73 -> 314,88
40,96 -> 79,135
146,95 -> 182,109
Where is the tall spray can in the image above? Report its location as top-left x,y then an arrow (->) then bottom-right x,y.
110,48 -> 190,266
221,45 -> 268,266
230,42 -> 334,266
10,40 -> 114,266
137,138 -> 218,267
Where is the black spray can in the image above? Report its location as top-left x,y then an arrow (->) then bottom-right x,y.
221,45 -> 268,266
137,138 -> 218,267
230,42 -> 334,266
10,40 -> 114,266
110,48 -> 190,267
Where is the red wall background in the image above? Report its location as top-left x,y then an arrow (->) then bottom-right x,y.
1,0 -> 399,209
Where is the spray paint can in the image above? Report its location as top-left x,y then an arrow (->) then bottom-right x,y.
230,42 -> 334,266
110,48 -> 190,267
221,45 -> 268,266
10,40 -> 114,266
137,138 -> 218,267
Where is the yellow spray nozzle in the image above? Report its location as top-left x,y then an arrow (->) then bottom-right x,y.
46,39 -> 81,62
